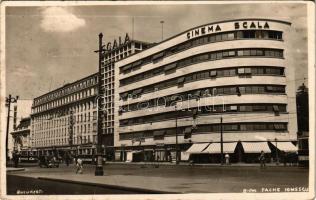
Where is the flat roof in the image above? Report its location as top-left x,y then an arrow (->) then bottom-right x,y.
117,18 -> 291,62
34,72 -> 98,101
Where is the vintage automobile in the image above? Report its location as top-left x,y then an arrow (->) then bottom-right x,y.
38,156 -> 59,168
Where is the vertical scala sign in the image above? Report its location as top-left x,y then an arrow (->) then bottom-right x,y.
105,33 -> 130,51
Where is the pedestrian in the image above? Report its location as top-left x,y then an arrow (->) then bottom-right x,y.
283,152 -> 288,166
258,151 -> 266,168
189,159 -> 194,166
52,156 -> 58,167
13,152 -> 19,168
65,153 -> 70,166
76,157 -> 83,174
225,153 -> 230,165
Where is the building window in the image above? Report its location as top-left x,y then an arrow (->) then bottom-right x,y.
93,111 -> 97,120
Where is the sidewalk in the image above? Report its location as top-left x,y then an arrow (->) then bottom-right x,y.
6,168 -> 25,172
7,162 -> 308,194
106,161 -> 301,168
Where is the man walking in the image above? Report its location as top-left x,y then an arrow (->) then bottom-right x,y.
65,152 -> 70,166
283,152 -> 288,166
259,151 -> 266,168
13,151 -> 19,168
225,153 -> 230,165
76,157 -> 83,174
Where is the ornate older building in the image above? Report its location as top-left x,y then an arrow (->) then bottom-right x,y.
31,73 -> 99,157
7,100 -> 32,159
115,19 -> 298,163
10,117 -> 34,161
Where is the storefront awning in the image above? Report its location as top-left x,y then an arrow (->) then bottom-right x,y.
186,143 -> 210,153
242,142 -> 271,153
271,142 -> 297,152
202,142 -> 237,154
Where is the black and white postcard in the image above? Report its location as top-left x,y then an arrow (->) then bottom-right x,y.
1,1 -> 315,200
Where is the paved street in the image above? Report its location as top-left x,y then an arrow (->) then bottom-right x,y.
7,175 -> 144,195
7,163 -> 309,194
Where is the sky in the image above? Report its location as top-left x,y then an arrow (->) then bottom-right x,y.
5,2 -> 308,100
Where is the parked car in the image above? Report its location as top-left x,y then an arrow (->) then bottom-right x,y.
38,156 -> 59,168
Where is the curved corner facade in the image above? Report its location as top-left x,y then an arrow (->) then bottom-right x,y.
114,19 -> 296,162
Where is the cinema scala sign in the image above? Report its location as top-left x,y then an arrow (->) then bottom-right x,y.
186,21 -> 270,40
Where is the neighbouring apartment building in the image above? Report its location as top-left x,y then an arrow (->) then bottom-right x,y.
29,36 -> 150,159
115,19 -> 298,163
30,73 -> 99,157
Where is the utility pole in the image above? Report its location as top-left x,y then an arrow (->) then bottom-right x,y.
5,94 -> 19,165
160,20 -> 164,41
94,33 -> 106,176
220,116 -> 224,165
275,138 -> 279,165
175,105 -> 179,164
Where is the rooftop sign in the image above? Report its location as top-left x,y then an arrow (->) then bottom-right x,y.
106,33 -> 131,51
186,21 -> 270,40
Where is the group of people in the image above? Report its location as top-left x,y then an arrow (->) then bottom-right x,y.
38,155 -> 59,168
36,152 -> 83,173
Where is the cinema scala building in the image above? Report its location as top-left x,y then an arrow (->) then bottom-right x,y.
114,19 -> 298,163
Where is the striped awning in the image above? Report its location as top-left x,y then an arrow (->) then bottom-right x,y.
271,142 -> 297,152
242,142 -> 271,153
186,143 -> 210,153
203,142 -> 237,154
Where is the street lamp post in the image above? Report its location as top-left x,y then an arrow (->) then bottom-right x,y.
220,116 -> 224,165
175,105 -> 179,164
5,94 -> 19,165
275,138 -> 279,165
95,94 -> 104,176
94,32 -> 106,176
